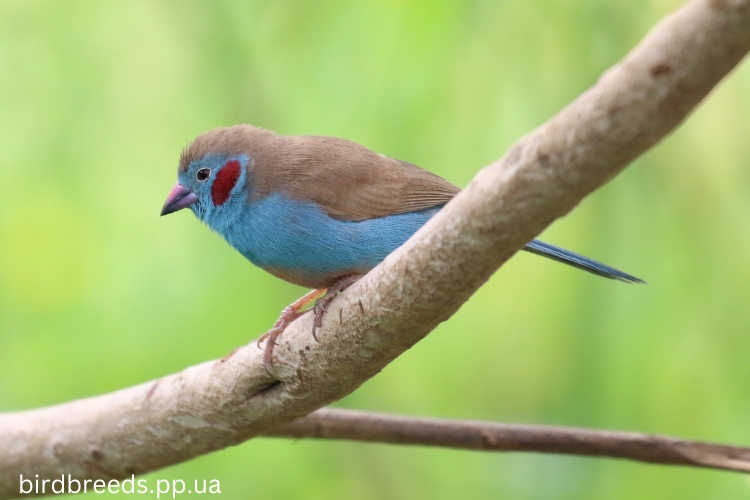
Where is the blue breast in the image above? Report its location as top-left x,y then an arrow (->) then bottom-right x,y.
216,193 -> 441,288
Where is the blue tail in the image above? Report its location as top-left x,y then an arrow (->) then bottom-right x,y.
523,239 -> 645,284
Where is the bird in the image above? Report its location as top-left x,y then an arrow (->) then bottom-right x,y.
161,125 -> 644,370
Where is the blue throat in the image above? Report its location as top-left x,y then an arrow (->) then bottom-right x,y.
199,191 -> 441,288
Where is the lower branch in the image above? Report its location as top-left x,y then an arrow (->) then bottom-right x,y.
269,409 -> 750,473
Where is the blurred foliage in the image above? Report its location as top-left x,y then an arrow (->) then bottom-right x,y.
1,0 -> 750,498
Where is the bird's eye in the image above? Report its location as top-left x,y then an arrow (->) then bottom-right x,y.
196,168 -> 210,182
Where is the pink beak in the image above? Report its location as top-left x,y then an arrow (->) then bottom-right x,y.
161,183 -> 199,216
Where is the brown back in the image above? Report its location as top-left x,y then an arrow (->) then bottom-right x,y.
181,125 -> 460,221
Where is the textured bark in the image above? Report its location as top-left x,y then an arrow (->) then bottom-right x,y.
2,0 -> 750,498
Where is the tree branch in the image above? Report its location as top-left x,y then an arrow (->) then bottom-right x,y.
2,0 -> 750,498
268,409 -> 750,473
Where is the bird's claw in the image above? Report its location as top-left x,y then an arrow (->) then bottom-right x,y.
259,288 -> 327,372
308,274 -> 362,343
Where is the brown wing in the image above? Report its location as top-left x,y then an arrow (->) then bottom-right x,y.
251,135 -> 460,221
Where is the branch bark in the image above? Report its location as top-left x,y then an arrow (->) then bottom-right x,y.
2,0 -> 750,497
268,409 -> 750,473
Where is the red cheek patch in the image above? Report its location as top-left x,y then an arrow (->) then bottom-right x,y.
211,160 -> 241,206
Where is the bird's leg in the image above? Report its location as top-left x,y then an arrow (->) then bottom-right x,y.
258,275 -> 362,373
311,274 -> 363,341
258,288 -> 327,373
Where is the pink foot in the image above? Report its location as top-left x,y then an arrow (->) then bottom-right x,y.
258,288 -> 326,374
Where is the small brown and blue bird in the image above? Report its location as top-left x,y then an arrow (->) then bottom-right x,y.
161,125 -> 643,368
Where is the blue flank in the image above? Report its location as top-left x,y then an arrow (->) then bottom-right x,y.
221,193 -> 441,282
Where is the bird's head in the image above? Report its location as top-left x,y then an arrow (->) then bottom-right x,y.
161,125 -> 274,227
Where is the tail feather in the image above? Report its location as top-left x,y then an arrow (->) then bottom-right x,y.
523,239 -> 645,284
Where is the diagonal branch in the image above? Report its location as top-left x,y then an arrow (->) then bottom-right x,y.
268,409 -> 750,473
1,0 -> 750,498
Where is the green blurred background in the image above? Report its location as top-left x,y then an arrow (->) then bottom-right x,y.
1,0 -> 750,498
